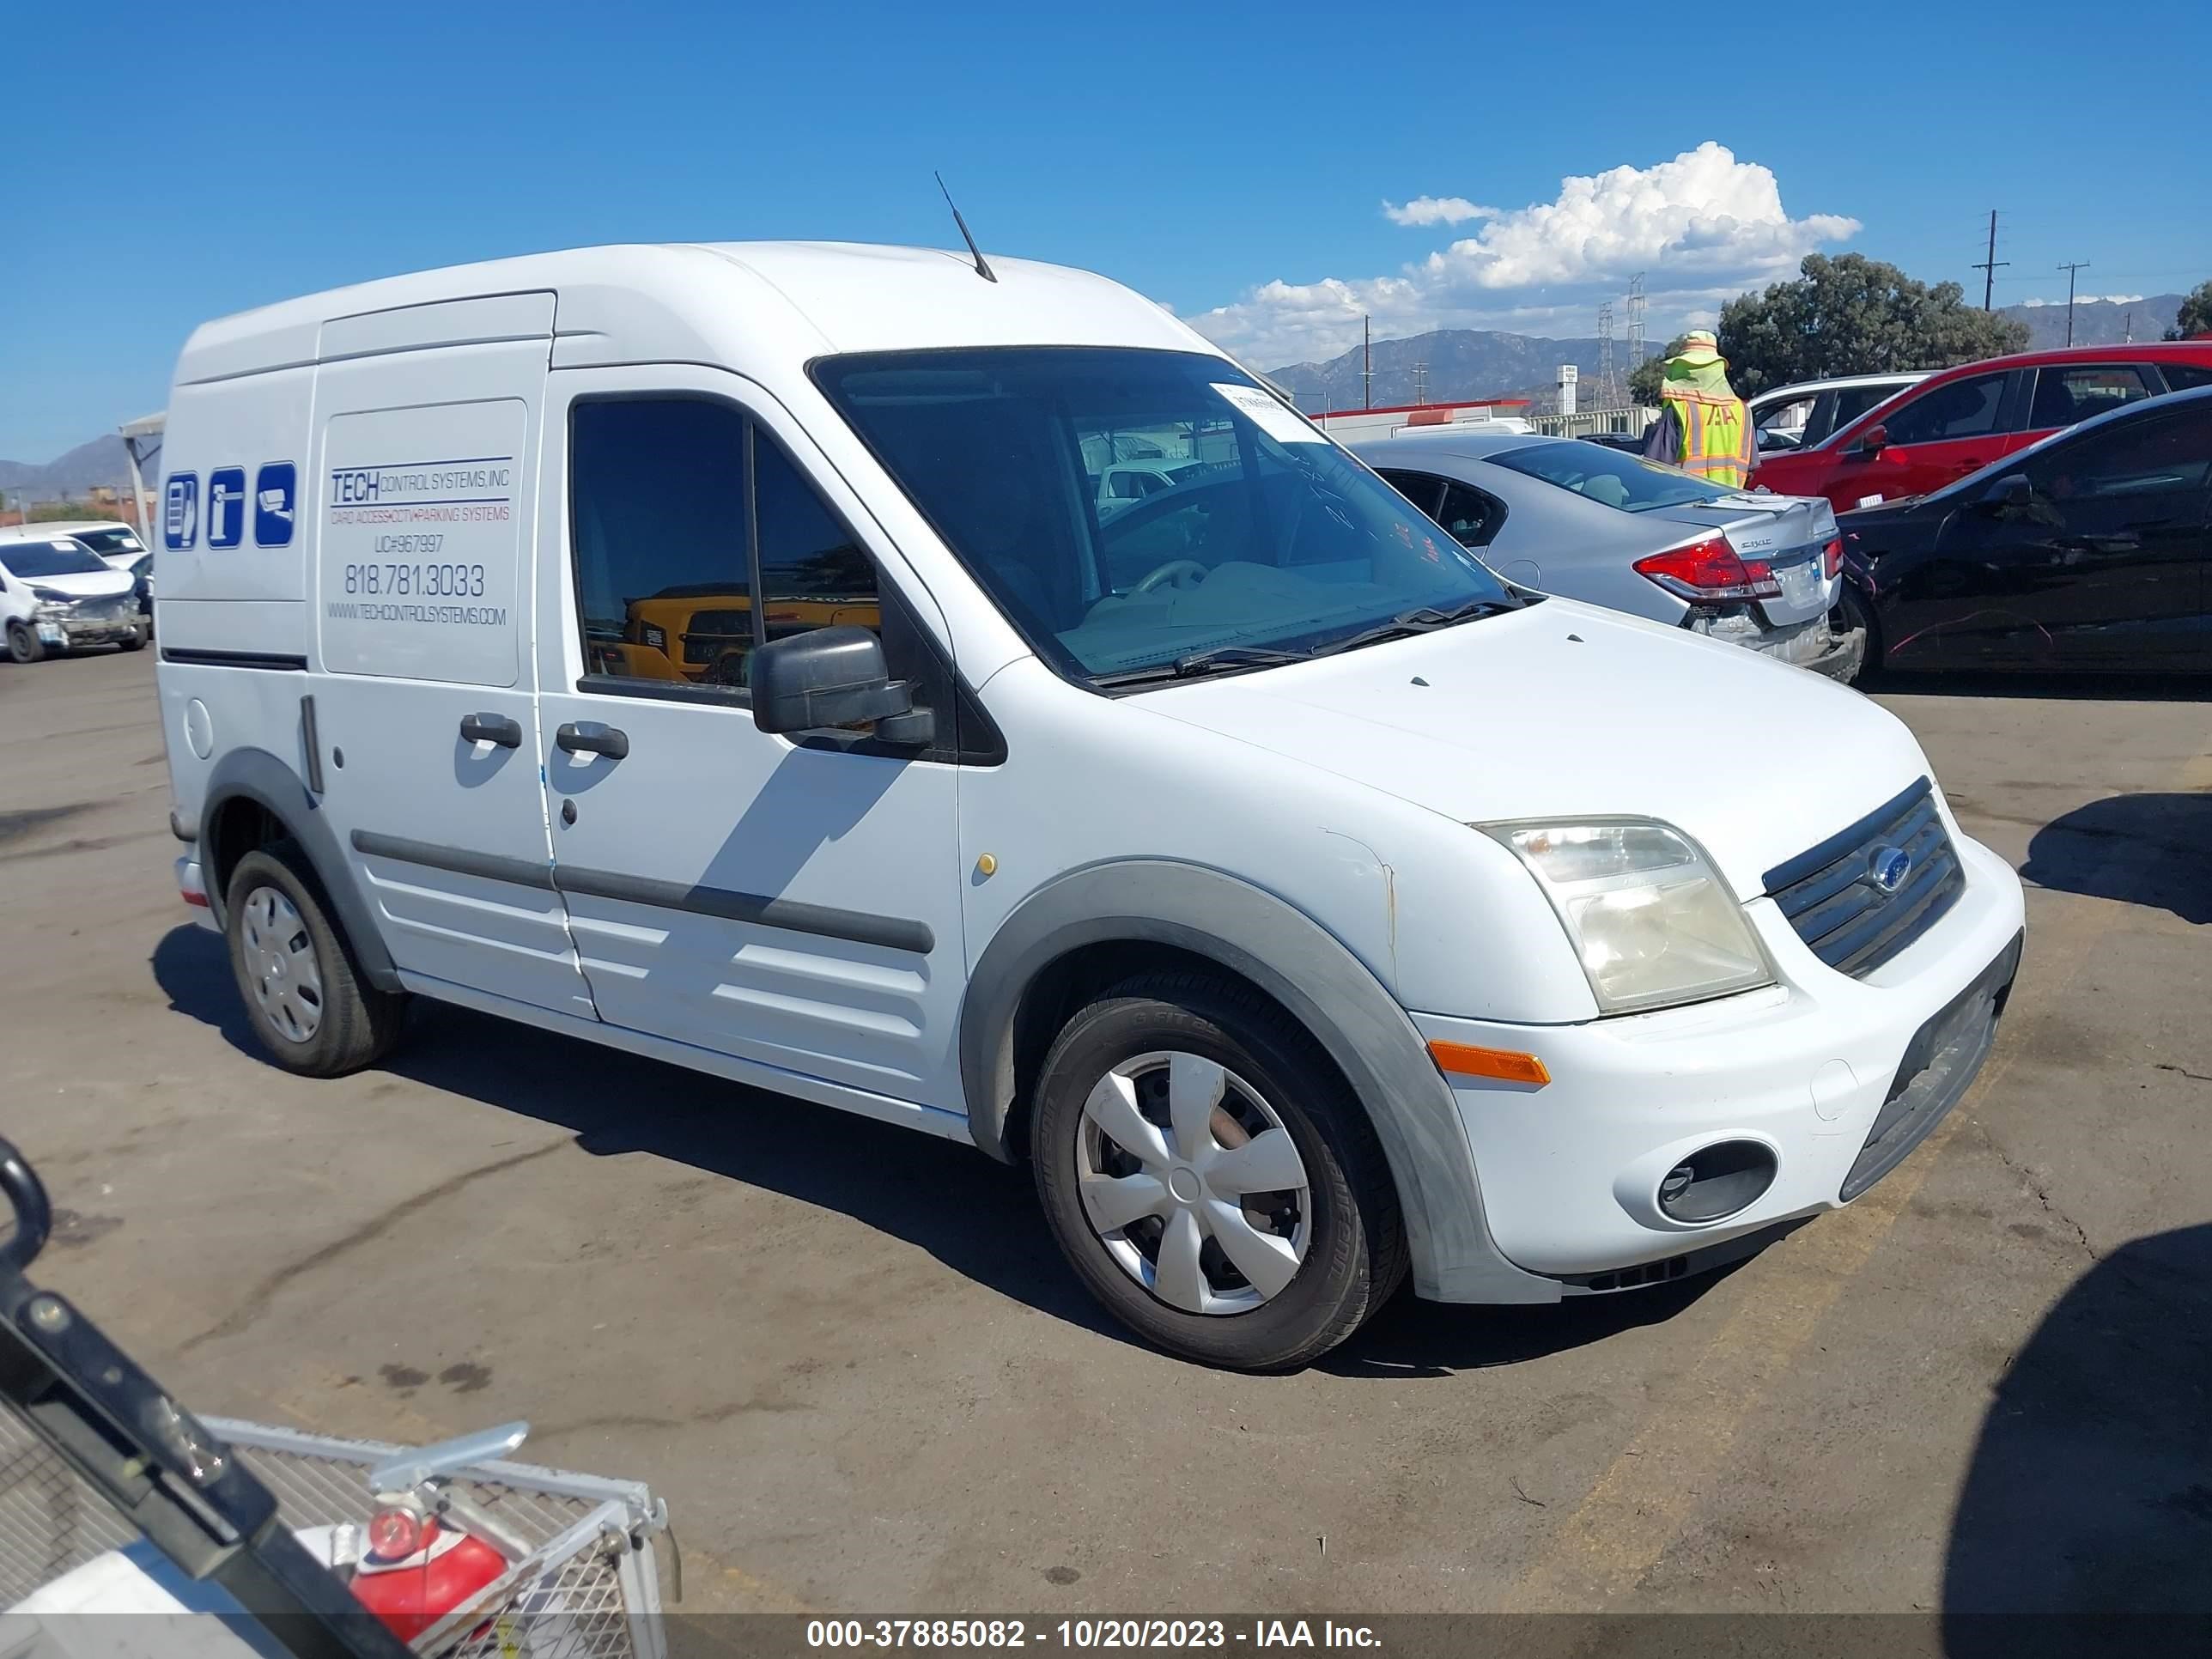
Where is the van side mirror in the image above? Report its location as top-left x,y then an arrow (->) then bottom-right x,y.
1847,423 -> 1889,459
1978,472 -> 2032,512
748,625 -> 934,745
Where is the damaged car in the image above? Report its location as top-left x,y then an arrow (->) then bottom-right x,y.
1355,430 -> 1862,680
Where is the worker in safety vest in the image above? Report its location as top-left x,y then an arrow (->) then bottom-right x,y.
1642,329 -> 1753,488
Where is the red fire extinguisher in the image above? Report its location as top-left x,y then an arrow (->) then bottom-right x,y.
347,1498 -> 512,1643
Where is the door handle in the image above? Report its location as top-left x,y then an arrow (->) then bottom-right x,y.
459,713 -> 523,749
556,722 -> 629,760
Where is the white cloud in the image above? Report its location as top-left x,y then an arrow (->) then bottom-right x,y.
1194,143 -> 1859,368
1382,196 -> 1498,228
2019,293 -> 2144,307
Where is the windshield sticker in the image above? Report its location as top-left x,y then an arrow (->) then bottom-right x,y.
1210,382 -> 1327,445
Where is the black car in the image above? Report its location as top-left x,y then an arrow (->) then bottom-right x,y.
1578,429 -> 1649,455
1836,386 -> 2212,678
126,550 -> 154,635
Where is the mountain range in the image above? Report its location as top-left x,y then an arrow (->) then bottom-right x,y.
1265,292 -> 2193,410
0,435 -> 144,502
1264,331 -> 1658,412
2002,292 -> 2185,349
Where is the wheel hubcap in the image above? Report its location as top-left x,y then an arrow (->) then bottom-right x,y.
1076,1051 -> 1312,1316
239,885 -> 324,1043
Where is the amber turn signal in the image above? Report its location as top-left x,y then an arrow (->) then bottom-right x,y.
1426,1041 -> 1551,1086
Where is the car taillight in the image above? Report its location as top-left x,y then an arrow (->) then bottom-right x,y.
1632,536 -> 1784,602
1822,537 -> 1843,579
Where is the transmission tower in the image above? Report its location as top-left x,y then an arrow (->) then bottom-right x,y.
1625,273 -> 1647,387
1596,302 -> 1618,407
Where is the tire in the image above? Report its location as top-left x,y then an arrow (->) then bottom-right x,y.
1832,581 -> 1881,684
1031,973 -> 1407,1370
6,622 -> 43,665
224,842 -> 410,1077
118,625 -> 147,652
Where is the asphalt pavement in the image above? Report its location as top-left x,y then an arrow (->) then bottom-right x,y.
3,648 -> 2206,1617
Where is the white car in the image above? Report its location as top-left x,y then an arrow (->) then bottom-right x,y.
1096,458 -> 1213,515
155,243 -> 2026,1369
0,517 -> 149,571
1749,373 -> 1929,454
0,534 -> 144,662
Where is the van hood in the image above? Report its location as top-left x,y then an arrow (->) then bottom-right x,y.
1141,599 -> 1930,898
20,568 -> 134,600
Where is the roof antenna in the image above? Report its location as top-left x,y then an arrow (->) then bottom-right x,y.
936,173 -> 997,283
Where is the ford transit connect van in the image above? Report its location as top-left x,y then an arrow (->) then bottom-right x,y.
157,244 -> 2026,1369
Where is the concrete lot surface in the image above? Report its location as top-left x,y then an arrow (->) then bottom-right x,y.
3,648 -> 2207,1616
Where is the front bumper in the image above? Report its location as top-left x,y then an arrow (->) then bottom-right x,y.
35,610 -> 139,647
1412,830 -> 2027,1284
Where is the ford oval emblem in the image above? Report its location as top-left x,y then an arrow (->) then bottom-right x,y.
1867,844 -> 1913,896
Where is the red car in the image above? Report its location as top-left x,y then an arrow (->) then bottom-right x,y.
1750,342 -> 2212,513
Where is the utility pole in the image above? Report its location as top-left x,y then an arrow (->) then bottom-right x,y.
1971,210 -> 2008,311
2124,307 -> 2133,343
1413,361 -> 1427,406
2057,261 -> 2090,346
1596,301 -> 1617,408
1362,314 -> 1372,410
1625,274 -> 1647,388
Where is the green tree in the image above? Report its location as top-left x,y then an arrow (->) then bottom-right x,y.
1711,253 -> 2030,398
2164,280 -> 2212,339
1627,345 -> 1674,406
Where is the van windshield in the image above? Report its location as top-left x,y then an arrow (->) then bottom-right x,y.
2,539 -> 111,579
812,348 -> 1520,684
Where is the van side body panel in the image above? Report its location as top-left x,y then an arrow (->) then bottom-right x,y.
959,857 -> 1559,1305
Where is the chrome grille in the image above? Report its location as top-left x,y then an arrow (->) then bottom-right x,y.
1765,777 -> 1964,978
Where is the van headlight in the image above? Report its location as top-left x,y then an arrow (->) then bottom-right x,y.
1479,820 -> 1774,1015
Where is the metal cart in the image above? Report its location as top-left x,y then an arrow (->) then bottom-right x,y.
0,1139 -> 669,1659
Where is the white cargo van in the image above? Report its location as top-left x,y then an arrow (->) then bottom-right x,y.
157,243 -> 2025,1368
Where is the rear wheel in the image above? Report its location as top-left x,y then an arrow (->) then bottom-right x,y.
1031,973 -> 1406,1370
6,623 -> 43,665
1833,581 -> 1881,684
225,843 -> 409,1076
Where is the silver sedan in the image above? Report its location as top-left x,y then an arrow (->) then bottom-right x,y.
1349,429 -> 1863,680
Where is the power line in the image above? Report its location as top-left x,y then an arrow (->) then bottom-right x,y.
1971,210 -> 2008,311
2057,261 -> 2091,345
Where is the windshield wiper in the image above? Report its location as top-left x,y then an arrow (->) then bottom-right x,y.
1317,597 -> 1520,657
1090,644 -> 1316,688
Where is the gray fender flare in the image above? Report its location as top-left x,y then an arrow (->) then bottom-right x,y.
198,747 -> 402,994
957,860 -> 1557,1304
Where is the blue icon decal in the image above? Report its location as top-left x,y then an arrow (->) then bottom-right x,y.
254,462 -> 296,546
163,473 -> 198,550
207,466 -> 246,549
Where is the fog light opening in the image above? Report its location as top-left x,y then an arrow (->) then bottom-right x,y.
1656,1139 -> 1778,1224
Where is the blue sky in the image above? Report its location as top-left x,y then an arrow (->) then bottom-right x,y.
5,0 -> 2207,459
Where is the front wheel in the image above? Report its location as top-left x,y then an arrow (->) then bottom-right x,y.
118,625 -> 148,653
1031,974 -> 1406,1370
5,622 -> 43,665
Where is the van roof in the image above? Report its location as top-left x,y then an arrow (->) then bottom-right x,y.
176,241 -> 1209,386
